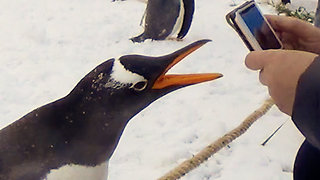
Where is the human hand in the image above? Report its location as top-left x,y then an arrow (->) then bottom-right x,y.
266,15 -> 320,54
245,50 -> 317,115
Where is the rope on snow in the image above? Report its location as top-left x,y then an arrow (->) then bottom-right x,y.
157,98 -> 275,180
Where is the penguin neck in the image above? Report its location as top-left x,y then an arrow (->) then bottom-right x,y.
58,89 -> 144,163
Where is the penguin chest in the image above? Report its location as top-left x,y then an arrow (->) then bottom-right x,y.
168,0 -> 185,38
44,161 -> 108,180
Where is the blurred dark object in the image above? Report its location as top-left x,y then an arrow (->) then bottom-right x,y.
281,0 -> 291,4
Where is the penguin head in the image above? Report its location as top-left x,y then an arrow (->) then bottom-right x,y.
72,39 -> 222,120
117,39 -> 222,96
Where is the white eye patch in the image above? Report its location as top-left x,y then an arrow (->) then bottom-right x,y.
106,59 -> 146,89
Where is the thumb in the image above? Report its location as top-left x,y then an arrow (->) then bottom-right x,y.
245,50 -> 268,70
245,50 -> 286,70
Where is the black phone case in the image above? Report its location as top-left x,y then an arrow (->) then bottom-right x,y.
226,0 -> 255,51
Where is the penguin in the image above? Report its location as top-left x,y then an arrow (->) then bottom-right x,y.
281,0 -> 290,4
0,39 -> 222,180
111,0 -> 147,3
130,0 -> 195,43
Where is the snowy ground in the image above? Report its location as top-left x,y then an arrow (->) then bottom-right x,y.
0,0 -> 317,179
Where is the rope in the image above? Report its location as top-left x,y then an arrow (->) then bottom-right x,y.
157,98 -> 275,180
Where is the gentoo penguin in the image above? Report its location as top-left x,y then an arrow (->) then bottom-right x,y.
281,0 -> 290,4
112,0 -> 147,2
0,39 -> 222,180
130,0 -> 195,43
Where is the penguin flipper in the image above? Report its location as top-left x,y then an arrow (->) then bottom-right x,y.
177,0 -> 194,39
130,33 -> 147,43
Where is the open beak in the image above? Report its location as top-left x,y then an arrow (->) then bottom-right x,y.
152,39 -> 223,89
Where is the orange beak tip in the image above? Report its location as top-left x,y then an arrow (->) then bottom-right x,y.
215,73 -> 223,79
204,73 -> 223,80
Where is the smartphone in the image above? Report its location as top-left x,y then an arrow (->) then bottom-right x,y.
226,1 -> 283,51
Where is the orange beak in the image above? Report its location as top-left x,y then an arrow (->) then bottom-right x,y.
152,39 -> 223,89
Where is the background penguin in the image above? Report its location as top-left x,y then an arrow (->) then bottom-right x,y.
112,0 -> 147,2
0,40 -> 222,180
130,0 -> 195,43
281,0 -> 290,4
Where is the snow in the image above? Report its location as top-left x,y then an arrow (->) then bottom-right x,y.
0,0 -> 315,179
46,161 -> 108,180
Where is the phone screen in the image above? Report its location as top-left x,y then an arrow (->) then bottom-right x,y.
239,4 -> 282,50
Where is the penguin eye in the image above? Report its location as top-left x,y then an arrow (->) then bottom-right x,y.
131,80 -> 148,91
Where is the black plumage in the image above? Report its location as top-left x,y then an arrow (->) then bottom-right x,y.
0,40 -> 221,180
131,0 -> 195,43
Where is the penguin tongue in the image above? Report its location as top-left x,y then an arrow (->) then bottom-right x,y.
152,39 -> 223,89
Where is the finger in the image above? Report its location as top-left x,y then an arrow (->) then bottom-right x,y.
245,51 -> 268,70
280,32 -> 296,49
265,15 -> 312,35
282,42 -> 294,50
245,49 -> 289,71
265,15 -> 297,31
